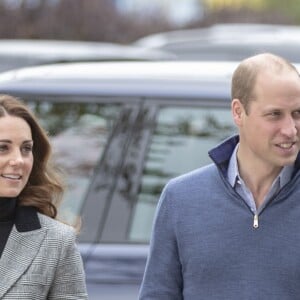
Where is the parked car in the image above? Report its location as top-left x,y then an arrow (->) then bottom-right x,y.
0,60 -> 241,299
134,23 -> 300,62
0,39 -> 175,72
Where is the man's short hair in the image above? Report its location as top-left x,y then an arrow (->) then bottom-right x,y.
231,53 -> 299,113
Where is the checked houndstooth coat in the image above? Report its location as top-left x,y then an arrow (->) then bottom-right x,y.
0,206 -> 88,299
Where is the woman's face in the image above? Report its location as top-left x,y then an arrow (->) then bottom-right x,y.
0,115 -> 33,197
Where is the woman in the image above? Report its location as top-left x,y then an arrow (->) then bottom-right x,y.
0,94 -> 88,299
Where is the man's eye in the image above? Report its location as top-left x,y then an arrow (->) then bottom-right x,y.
269,111 -> 281,117
0,145 -> 8,152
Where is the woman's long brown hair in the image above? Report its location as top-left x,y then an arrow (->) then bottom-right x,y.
0,94 -> 64,219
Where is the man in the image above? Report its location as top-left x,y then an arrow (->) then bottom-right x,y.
139,53 -> 300,299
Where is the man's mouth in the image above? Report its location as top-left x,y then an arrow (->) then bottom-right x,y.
276,142 -> 296,149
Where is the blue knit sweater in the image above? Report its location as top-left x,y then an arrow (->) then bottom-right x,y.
139,135 -> 300,300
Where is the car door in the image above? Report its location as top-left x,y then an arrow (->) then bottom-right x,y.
82,97 -> 236,299
14,95 -> 140,227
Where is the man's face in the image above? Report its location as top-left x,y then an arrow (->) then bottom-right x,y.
233,70 -> 300,172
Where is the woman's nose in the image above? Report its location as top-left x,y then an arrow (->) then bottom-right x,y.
8,153 -> 23,166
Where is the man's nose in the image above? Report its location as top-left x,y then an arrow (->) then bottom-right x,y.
281,116 -> 298,137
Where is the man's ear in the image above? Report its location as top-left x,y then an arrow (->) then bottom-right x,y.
231,98 -> 244,126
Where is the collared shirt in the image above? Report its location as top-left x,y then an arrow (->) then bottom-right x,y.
227,144 -> 294,214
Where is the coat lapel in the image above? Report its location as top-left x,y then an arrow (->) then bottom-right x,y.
0,206 -> 46,298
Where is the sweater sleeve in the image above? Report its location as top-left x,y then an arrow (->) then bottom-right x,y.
139,183 -> 183,300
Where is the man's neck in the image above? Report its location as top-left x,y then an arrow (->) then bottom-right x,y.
237,151 -> 282,208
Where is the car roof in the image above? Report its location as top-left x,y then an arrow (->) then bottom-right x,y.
0,60 -> 238,99
0,39 -> 176,72
135,23 -> 300,46
134,23 -> 300,62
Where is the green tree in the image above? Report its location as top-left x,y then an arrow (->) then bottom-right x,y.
263,0 -> 300,23
202,0 -> 300,24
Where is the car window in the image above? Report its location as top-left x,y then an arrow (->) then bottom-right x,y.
26,100 -> 121,225
129,105 -> 236,242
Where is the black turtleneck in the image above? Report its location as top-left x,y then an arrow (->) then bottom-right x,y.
0,197 -> 16,258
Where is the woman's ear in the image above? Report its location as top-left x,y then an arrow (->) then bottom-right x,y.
231,98 -> 244,126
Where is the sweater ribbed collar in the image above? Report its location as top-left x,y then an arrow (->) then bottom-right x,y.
0,197 -> 16,222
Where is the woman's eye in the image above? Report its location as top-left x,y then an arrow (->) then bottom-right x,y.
22,145 -> 33,153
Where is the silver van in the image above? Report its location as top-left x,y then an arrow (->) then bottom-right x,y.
0,60 -> 239,299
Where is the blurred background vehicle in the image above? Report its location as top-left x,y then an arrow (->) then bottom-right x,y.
0,39 -> 175,72
134,23 -> 300,62
0,60 -> 240,299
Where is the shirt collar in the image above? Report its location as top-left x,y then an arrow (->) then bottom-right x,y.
227,143 -> 294,188
228,143 -> 240,187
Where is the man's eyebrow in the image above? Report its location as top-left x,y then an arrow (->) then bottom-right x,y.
0,139 -> 11,143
